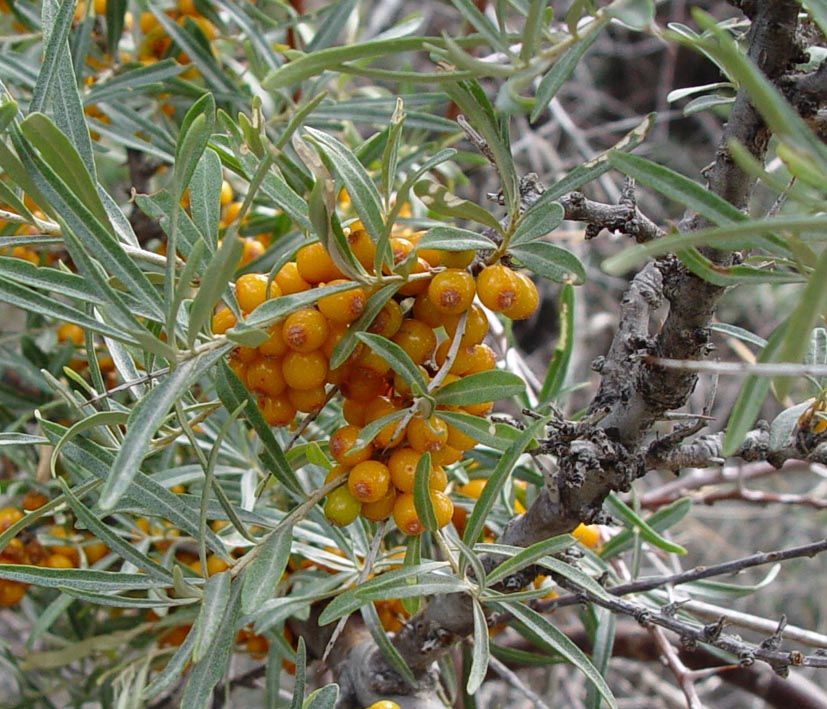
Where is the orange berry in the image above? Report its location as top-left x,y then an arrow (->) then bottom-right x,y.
476,264 -> 519,313
211,308 -> 237,334
430,490 -> 454,529
427,268 -> 475,315
234,346 -> 259,365
342,398 -> 368,427
42,552 -> 75,569
354,347 -> 392,377
397,257 -> 432,297
159,624 -> 191,648
572,523 -> 600,548
444,303 -> 489,347
387,237 -> 415,269
393,365 -> 430,398
445,421 -> 477,451
22,492 -> 48,511
295,242 -> 344,284
206,555 -> 230,576
236,273 -> 281,314
361,486 -> 397,522
83,540 -> 109,564
57,323 -> 84,346
458,478 -> 487,499
324,486 -> 362,526
219,180 -> 233,207
406,415 -> 448,453
257,394 -> 296,426
245,357 -> 287,397
368,299 -> 403,339
238,237 -> 266,267
463,400 -> 493,417
283,308 -> 329,353
317,280 -> 367,324
245,633 -> 269,659
329,425 -> 373,466
44,525 -> 80,566
221,201 -> 243,226
503,271 -> 539,320
258,322 -> 289,357
0,580 -> 27,607
282,350 -> 328,390
392,493 -> 423,536
321,321 -> 350,361
287,385 -> 327,413
365,396 -> 406,449
463,343 -> 497,374
388,447 -> 447,493
346,228 -> 376,271
275,261 -> 311,295
340,366 -> 389,403
412,292 -> 453,328
0,507 -> 23,532
348,460 -> 391,503
440,249 -> 475,268
429,443 -> 463,466
391,319 -> 436,365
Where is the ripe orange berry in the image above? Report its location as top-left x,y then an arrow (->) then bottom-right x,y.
476,264 -> 519,312
342,398 -> 368,427
22,492 -> 48,511
41,552 -> 75,569
361,487 -> 397,522
392,493 -> 423,536
235,273 -> 280,313
391,318 -> 436,365
329,424 -> 373,466
397,257 -> 433,297
440,249 -> 475,268
458,478 -> 487,499
324,486 -> 362,526
463,343 -> 497,375
211,308 -> 237,334
287,385 -> 327,413
317,280 -> 367,324
365,396 -> 406,448
283,308 -> 329,353
430,490 -> 454,529
445,420 -> 477,451
339,366 -> 389,403
0,580 -> 27,607
296,242 -> 344,284
83,540 -> 109,564
427,268 -> 476,315
348,460 -> 391,503
282,350 -> 328,390
406,415 -> 448,453
238,237 -> 265,267
0,507 -> 23,532
572,523 -> 600,548
354,347 -> 391,377
503,271 -> 539,320
246,357 -> 287,397
258,323 -> 289,357
393,365 -> 430,399
463,400 -> 493,417
444,303 -> 489,347
346,228 -> 377,271
412,292 -> 453,328
219,180 -> 233,207
257,394 -> 296,426
365,701 -> 402,709
275,261 -> 311,295
245,633 -> 269,659
44,525 -> 80,566
388,447 -> 448,493
57,323 -> 84,346
430,443 -> 463,466
368,300 -> 403,339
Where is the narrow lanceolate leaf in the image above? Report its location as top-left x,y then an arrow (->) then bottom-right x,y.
604,493 -> 686,555
677,248 -> 803,287
484,535 -> 576,586
413,452 -> 438,532
722,322 -> 789,456
174,93 -> 216,200
539,283 -> 574,402
304,126 -> 385,245
59,480 -> 174,584
467,598 -> 490,695
586,607 -> 616,709
193,571 -> 232,663
434,370 -> 525,407
142,619 -> 198,699
414,180 -> 502,233
99,347 -> 230,510
242,524 -> 293,613
431,410 -> 522,451
531,15 -> 610,122
509,241 -> 586,284
181,576 -> 242,709
0,565 -> 157,593
415,226 -> 497,252
510,201 -> 565,246
355,332 -> 427,393
609,151 -> 745,225
189,148 -> 222,247
381,98 -> 406,207
216,362 -> 303,495
462,416 -> 548,547
599,498 -> 691,560
773,246 -> 827,400
503,601 -> 617,709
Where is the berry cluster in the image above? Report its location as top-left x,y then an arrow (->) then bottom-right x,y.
213,220 -> 539,535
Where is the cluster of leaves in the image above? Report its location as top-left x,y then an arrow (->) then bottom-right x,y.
0,0 -> 826,707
